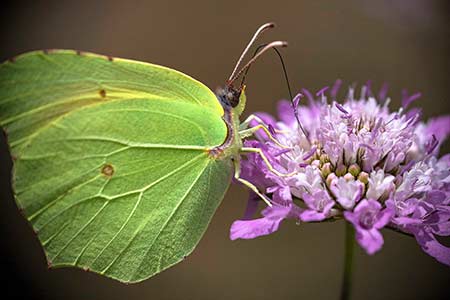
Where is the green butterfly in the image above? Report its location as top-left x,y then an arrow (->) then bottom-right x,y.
0,23 -> 289,283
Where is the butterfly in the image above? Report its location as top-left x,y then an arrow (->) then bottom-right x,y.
0,23 -> 290,283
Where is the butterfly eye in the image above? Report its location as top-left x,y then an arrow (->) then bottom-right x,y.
227,88 -> 241,108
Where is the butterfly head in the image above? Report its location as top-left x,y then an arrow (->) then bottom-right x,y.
216,84 -> 246,116
216,84 -> 241,108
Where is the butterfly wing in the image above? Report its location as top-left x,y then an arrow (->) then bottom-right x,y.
0,50 -> 232,283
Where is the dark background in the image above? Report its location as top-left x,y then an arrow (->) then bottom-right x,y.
1,1 -> 449,299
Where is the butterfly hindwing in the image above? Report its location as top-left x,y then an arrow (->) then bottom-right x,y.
0,50 -> 232,283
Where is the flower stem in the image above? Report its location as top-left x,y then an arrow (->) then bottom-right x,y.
340,221 -> 355,300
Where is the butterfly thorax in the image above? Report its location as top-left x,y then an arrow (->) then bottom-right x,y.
209,85 -> 246,159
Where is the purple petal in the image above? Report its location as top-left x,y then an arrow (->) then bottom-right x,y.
426,190 -> 446,205
330,79 -> 342,99
287,203 -> 303,220
277,100 -> 296,125
405,107 -> 422,122
301,88 -> 315,105
399,159 -> 416,176
230,218 -> 282,240
425,135 -> 439,155
435,221 -> 450,236
414,229 -> 450,266
250,112 -> 277,140
378,82 -> 389,102
354,199 -> 379,213
316,86 -> 329,97
251,112 -> 276,127
344,211 -> 358,225
268,124 -> 276,135
424,116 -> 450,147
335,102 -> 349,114
401,90 -> 422,109
303,190 -> 335,215
292,93 -> 303,110
274,148 -> 292,157
302,146 -> 317,160
374,207 -> 394,229
271,186 -> 292,205
394,216 -> 423,225
364,80 -> 373,98
300,210 -> 327,222
230,205 -> 290,240
356,228 -> 384,255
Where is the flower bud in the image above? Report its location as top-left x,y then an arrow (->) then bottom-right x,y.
321,162 -> 332,178
358,171 -> 369,184
335,164 -> 347,177
348,164 -> 361,177
344,173 -> 354,181
326,173 -> 337,187
320,154 -> 330,164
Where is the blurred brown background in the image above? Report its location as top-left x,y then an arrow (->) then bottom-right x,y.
1,0 -> 449,299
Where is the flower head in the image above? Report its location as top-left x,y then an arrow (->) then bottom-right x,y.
231,82 -> 450,265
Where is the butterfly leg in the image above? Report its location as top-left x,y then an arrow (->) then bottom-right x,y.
232,157 -> 272,207
240,147 -> 297,177
239,115 -> 291,149
239,114 -> 286,132
239,114 -> 265,130
239,125 -> 291,149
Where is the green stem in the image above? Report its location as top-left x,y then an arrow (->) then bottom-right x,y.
340,222 -> 355,300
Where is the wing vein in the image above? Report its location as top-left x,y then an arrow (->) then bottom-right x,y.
99,154 -> 208,275
130,160 -> 209,280
51,200 -> 110,261
96,192 -> 144,272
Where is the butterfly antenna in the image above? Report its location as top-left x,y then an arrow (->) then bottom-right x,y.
239,43 -> 310,142
228,22 -> 275,83
228,41 -> 288,85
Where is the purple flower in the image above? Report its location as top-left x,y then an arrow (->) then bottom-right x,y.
232,82 -> 450,265
300,190 -> 335,222
390,196 -> 450,265
366,170 -> 395,200
330,178 -> 364,210
344,199 -> 393,255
